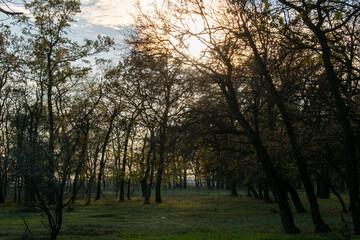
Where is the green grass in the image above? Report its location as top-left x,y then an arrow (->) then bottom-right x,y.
0,188 -> 358,240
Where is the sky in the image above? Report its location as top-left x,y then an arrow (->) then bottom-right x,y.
3,0 -> 209,61
73,0 -> 139,44
0,0 -> 164,65
3,0 -> 155,45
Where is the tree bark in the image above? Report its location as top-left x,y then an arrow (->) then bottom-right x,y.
95,159 -> 105,200
24,175 -> 35,207
18,177 -> 22,203
263,179 -> 271,203
120,124 -> 132,202
127,178 -> 131,200
96,110 -> 116,201
230,180 -> 238,196
145,151 -> 156,204
317,170 -> 331,199
85,175 -> 94,206
155,98 -> 170,203
13,178 -> 17,202
259,180 -> 263,199
85,146 -> 100,205
46,48 -> 56,205
141,133 -> 154,204
246,183 -> 259,199
284,181 -> 306,213
146,166 -> 154,204
206,177 -> 212,189
330,182 -> 347,213
0,175 -> 4,203
72,126 -> 89,204
183,167 -> 187,189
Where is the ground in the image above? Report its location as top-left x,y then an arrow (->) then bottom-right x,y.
0,188 -> 359,239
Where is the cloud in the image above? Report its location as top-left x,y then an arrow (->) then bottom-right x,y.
79,0 -> 162,30
1,2 -> 29,16
81,0 -> 97,4
79,0 -> 136,30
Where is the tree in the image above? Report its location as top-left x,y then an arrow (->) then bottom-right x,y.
106,48 -> 192,203
95,107 -> 118,201
133,0 -> 300,233
225,0 -> 329,232
11,0 -> 114,238
0,23 -> 20,203
277,0 -> 360,233
118,109 -> 139,202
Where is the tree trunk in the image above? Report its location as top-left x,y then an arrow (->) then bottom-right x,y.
179,174 -> 183,188
0,176 -> 4,203
284,181 -> 306,213
0,155 -> 3,203
96,111 -> 116,201
13,178 -> 17,202
155,165 -> 163,203
141,179 -> 146,198
72,129 -> 89,204
155,125 -> 167,203
339,180 -> 345,193
18,177 -> 22,203
195,176 -> 199,189
85,175 -> 94,206
120,125 -> 132,202
230,180 -> 238,196
155,90 -> 170,203
206,177 -> 212,189
85,146 -> 100,206
263,179 -> 271,203
317,170 -> 331,199
145,155 -> 155,205
330,182 -> 347,213
127,178 -> 131,200
211,174 -> 215,189
142,133 -> 154,204
95,161 -> 105,201
50,206 -> 62,240
259,180 -> 263,199
183,166 -> 187,189
246,183 -> 259,199
24,175 -> 35,208
46,49 -> 56,205
72,169 -> 79,204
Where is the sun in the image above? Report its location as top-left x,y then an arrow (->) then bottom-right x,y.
180,14 -> 210,60
187,36 -> 207,59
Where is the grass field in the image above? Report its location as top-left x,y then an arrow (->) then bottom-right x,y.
0,188 -> 359,240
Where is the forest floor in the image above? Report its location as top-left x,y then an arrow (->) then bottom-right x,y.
0,188 -> 359,240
